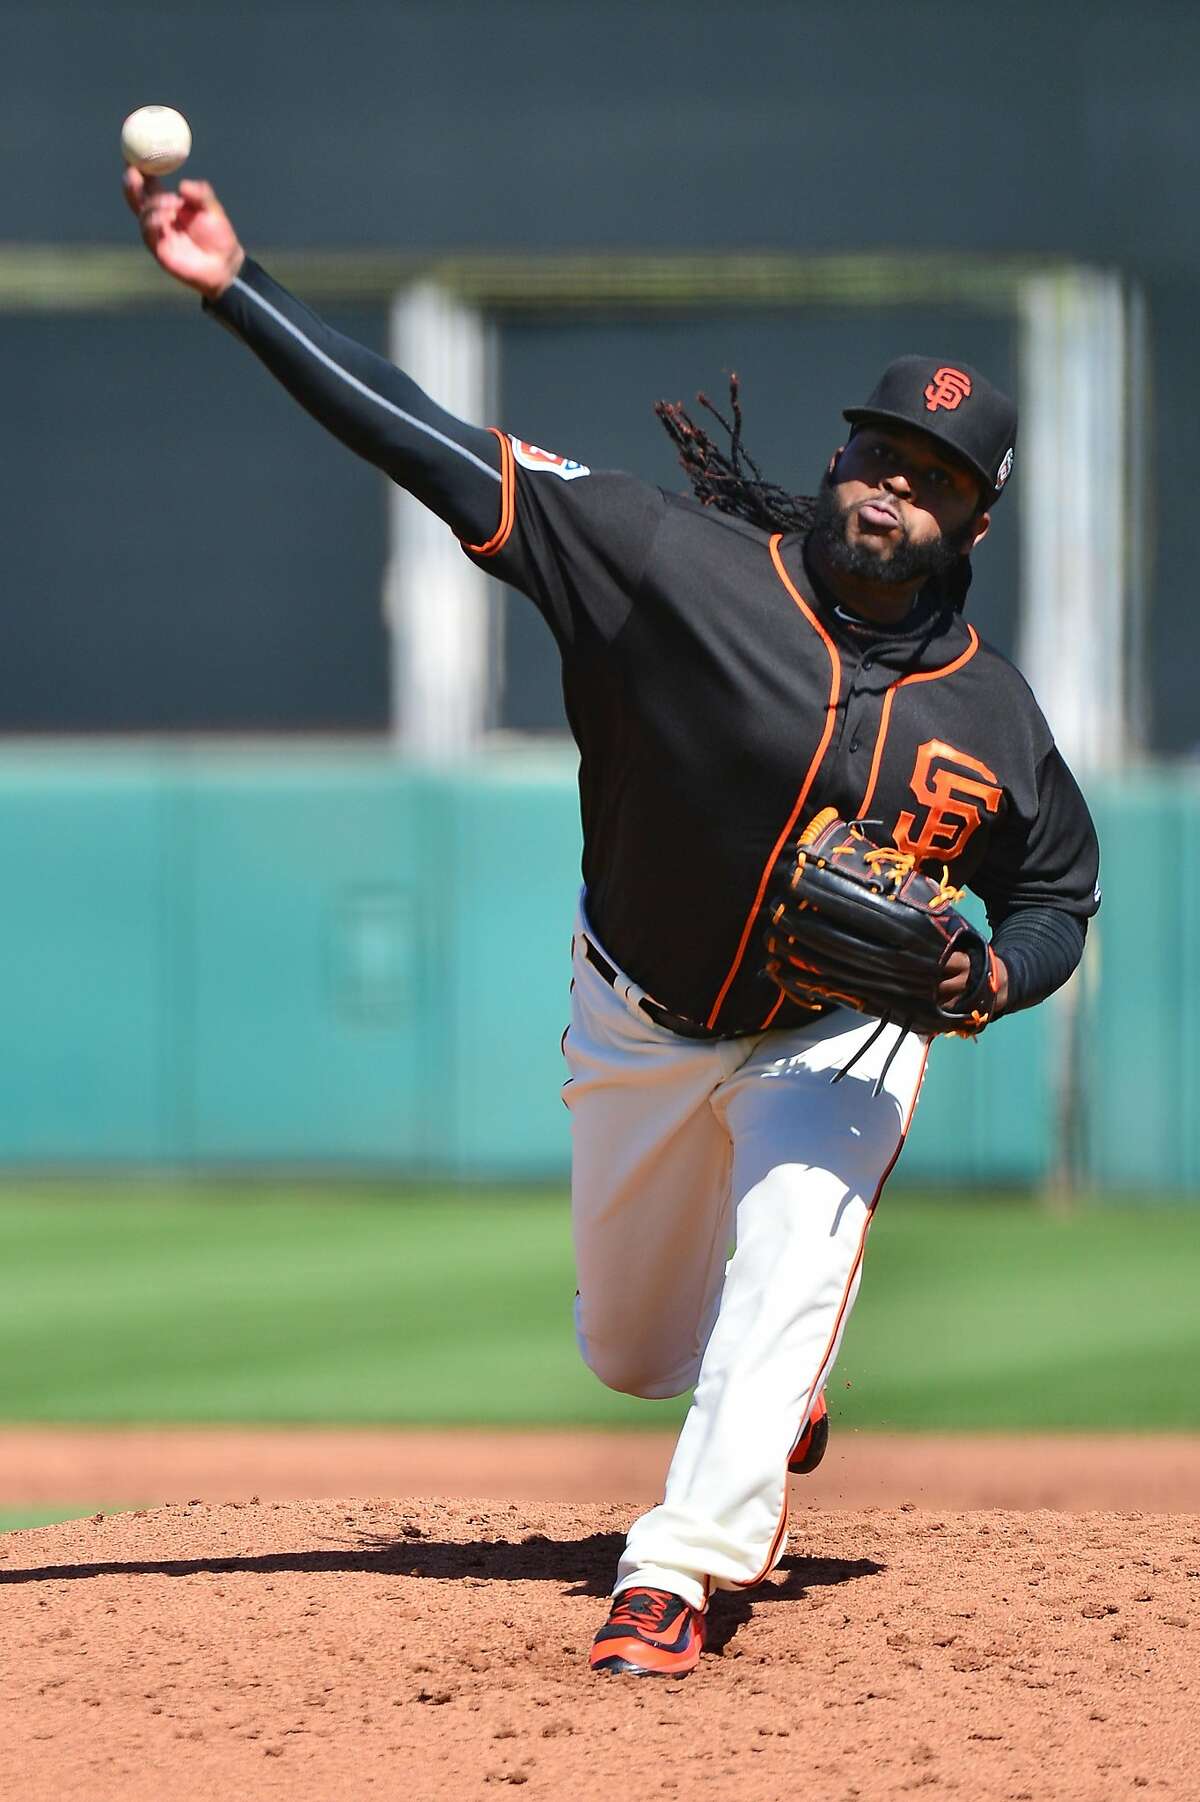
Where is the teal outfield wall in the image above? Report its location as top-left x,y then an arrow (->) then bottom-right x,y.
0,748 -> 582,1178
0,748 -> 1190,1191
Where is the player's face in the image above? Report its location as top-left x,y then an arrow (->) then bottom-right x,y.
828,425 -> 988,565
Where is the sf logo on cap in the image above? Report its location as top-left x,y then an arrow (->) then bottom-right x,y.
924,367 -> 972,413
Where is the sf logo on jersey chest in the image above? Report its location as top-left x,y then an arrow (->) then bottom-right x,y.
893,739 -> 1003,864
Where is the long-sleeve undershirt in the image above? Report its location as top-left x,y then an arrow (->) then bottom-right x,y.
990,904 -> 1086,1014
205,258 -> 503,543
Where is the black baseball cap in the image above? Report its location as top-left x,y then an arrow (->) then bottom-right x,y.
843,356 -> 1017,505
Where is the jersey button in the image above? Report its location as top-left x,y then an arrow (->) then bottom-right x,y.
849,737 -> 861,753
862,655 -> 875,670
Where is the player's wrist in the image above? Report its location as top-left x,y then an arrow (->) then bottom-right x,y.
205,245 -> 246,301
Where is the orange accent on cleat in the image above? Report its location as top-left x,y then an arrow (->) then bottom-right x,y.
787,1389 -> 830,1475
589,1587 -> 705,1678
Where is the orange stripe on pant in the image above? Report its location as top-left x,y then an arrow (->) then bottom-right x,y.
735,1036 -> 931,1589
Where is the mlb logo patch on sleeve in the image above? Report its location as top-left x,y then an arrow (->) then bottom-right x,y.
510,438 -> 591,480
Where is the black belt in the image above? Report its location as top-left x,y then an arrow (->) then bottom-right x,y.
582,936 -> 755,1042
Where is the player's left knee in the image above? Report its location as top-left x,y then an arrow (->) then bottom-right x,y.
581,1339 -> 695,1400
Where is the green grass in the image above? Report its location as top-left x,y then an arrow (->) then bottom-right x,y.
0,1505 -> 119,1533
0,1182 -> 1197,1433
839,1195 -> 1200,1429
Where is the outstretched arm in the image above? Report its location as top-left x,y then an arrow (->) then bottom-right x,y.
122,169 -> 504,547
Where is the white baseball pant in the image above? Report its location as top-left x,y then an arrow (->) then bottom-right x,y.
563,910 -> 930,1613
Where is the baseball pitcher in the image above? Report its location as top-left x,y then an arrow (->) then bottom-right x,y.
126,171 -> 1100,1679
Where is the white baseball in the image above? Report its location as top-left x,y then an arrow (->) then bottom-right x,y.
121,105 -> 192,177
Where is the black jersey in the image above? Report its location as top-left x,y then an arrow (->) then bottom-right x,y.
463,447 -> 1099,1031
209,260 -> 1099,1035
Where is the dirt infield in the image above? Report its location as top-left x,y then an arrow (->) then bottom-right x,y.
5,1425 -> 1200,1512
2,1494 -> 1198,1802
3,1434 -> 1200,1798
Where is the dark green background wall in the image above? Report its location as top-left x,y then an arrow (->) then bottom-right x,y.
10,2 -> 1197,267
3,0 -> 1197,747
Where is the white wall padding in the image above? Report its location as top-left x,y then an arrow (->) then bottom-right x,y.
385,283 -> 496,753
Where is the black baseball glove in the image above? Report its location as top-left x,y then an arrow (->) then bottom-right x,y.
763,809 -> 1001,1041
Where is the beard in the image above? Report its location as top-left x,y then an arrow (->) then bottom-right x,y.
809,477 -> 973,588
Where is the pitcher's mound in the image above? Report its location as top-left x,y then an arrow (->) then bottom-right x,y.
2,1497 -> 1196,1801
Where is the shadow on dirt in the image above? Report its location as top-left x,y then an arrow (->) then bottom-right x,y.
704,1551 -> 885,1655
0,1531 -> 883,1615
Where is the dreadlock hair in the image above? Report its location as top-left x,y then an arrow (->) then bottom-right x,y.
654,375 -> 974,611
654,374 -> 819,537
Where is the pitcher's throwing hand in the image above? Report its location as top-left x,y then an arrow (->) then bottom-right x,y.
123,168 -> 244,300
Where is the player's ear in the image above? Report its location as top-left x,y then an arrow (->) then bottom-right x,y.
968,511 -> 991,553
827,444 -> 846,479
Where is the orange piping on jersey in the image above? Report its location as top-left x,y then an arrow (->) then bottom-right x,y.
737,1034 -> 931,1592
857,686 -> 897,820
856,626 -> 981,818
463,428 -> 516,556
705,535 -> 842,1031
757,989 -> 787,1032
